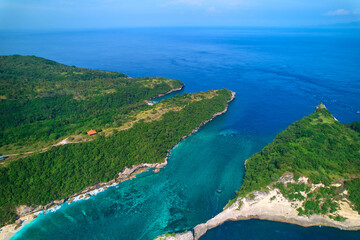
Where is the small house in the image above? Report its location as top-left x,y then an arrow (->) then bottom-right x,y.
87,130 -> 97,136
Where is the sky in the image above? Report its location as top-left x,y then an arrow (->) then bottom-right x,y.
0,0 -> 359,30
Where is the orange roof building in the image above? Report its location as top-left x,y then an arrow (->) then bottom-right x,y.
87,129 -> 97,136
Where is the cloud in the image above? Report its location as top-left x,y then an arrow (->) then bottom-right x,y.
325,9 -> 350,16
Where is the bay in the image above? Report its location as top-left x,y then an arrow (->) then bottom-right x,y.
1,27 -> 359,240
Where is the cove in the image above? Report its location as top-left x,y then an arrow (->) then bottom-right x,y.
1,27 -> 359,239
11,105 -> 272,240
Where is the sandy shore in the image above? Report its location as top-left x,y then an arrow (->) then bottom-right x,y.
0,214 -> 37,240
192,188 -> 360,239
156,175 -> 360,240
0,90 -> 235,240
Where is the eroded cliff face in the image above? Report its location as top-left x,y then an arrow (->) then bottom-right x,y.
156,174 -> 360,240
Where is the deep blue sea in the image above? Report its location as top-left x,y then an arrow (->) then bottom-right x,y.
1,27 -> 360,240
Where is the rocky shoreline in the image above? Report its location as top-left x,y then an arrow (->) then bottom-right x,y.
0,90 -> 235,240
156,176 -> 360,240
157,202 -> 360,240
190,189 -> 360,240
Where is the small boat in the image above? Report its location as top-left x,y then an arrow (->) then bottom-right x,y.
216,189 -> 222,193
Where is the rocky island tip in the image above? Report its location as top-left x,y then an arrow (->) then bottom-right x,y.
156,103 -> 360,240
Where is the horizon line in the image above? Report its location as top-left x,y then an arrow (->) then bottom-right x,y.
1,24 -> 359,32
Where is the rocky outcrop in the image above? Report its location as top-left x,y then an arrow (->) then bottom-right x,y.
159,173 -> 360,240
16,206 -> 37,217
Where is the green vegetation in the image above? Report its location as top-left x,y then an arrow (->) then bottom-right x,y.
0,55 -> 183,154
237,198 -> 244,210
164,232 -> 176,237
0,55 -> 233,227
274,182 -> 310,202
234,104 -> 360,219
273,181 -> 342,218
329,214 -> 347,222
248,193 -> 256,200
345,122 -> 360,134
292,185 -> 340,216
345,179 -> 360,214
0,63 -> 232,227
302,186 -> 341,216
224,198 -> 237,209
237,105 -> 360,197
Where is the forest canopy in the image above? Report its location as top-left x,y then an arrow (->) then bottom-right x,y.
0,55 -> 233,227
0,55 -> 183,153
235,104 -> 360,215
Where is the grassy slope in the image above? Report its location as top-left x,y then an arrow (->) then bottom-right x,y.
0,56 -> 233,226
0,55 -> 183,155
235,104 -> 360,217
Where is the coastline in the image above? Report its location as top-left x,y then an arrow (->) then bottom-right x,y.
0,90 -> 235,240
191,188 -> 360,240
156,176 -> 360,240
2,85 -> 185,160
145,85 -> 184,105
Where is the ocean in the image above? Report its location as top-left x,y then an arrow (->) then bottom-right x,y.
1,27 -> 360,240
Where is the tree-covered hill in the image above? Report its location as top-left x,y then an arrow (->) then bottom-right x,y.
0,88 -> 233,227
0,55 -> 183,154
0,55 -> 181,101
0,55 -> 234,227
234,104 -> 360,218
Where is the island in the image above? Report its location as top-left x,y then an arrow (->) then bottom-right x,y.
156,104 -> 360,240
0,55 -> 235,238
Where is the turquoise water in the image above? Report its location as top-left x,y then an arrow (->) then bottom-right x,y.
10,115 -> 272,239
1,27 -> 359,239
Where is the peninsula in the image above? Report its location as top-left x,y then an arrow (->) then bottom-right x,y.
156,104 -> 360,240
0,55 -> 235,236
